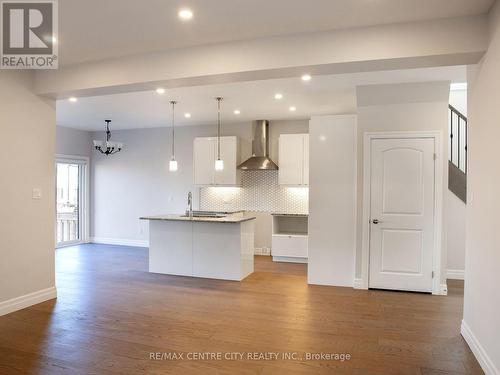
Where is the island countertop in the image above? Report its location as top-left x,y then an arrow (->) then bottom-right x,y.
140,212 -> 256,223
271,213 -> 309,217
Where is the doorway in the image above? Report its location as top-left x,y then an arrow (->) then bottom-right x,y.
361,132 -> 443,294
55,156 -> 89,247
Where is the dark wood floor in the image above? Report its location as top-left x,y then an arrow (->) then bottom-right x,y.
0,244 -> 482,374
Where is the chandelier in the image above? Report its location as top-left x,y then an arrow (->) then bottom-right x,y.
93,120 -> 123,156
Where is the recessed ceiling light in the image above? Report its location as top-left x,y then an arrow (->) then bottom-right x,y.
234,109 -> 241,115
301,74 -> 312,81
274,93 -> 283,100
178,8 -> 193,20
184,113 -> 191,118
289,106 -> 297,112
68,97 -> 77,102
156,88 -> 165,94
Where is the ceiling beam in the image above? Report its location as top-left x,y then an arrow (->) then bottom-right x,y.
35,15 -> 488,99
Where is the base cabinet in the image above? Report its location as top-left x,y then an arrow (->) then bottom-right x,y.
271,214 -> 308,263
192,222 -> 254,280
149,221 -> 193,276
149,220 -> 254,281
272,235 -> 308,259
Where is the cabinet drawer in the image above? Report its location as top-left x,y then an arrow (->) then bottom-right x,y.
271,235 -> 308,258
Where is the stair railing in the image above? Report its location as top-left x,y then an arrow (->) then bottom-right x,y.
449,104 -> 468,174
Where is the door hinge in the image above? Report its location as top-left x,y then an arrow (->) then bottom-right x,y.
432,271 -> 435,278
433,153 -> 437,161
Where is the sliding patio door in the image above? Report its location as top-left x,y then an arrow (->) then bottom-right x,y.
56,157 -> 88,247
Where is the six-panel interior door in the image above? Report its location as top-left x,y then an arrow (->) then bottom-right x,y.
369,137 -> 435,292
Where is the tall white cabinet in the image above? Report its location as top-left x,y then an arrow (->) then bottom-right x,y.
193,136 -> 241,186
278,134 -> 309,186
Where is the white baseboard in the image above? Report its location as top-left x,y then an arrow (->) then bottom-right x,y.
272,256 -> 307,264
0,287 -> 57,317
353,278 -> 446,294
447,269 -> 465,280
353,278 -> 367,289
461,320 -> 499,375
90,237 -> 149,248
432,283 -> 448,296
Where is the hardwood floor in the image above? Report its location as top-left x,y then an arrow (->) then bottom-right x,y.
0,244 -> 481,374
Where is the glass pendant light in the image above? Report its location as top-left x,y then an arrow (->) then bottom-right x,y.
215,97 -> 224,171
169,101 -> 178,172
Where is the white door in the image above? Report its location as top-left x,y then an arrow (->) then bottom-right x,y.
369,137 -> 435,292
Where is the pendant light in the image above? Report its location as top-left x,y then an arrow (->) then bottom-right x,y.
169,101 -> 178,172
215,97 -> 224,171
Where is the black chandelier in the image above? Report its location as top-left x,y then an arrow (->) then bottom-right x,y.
93,120 -> 123,156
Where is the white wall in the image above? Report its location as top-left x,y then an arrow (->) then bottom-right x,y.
449,87 -> 468,116
0,71 -> 56,315
356,82 -> 450,290
89,120 -> 308,245
462,1 -> 500,373
446,191 -> 466,279
56,125 -> 92,157
447,86 -> 467,279
308,115 -> 357,287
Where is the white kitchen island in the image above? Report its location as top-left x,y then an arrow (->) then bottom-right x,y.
140,212 -> 255,281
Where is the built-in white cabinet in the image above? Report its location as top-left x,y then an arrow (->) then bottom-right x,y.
278,134 -> 309,186
193,136 -> 240,186
271,214 -> 308,263
193,137 -> 216,185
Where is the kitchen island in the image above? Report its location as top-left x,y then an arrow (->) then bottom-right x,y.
140,212 -> 256,281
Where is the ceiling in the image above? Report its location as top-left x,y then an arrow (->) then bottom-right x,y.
57,66 -> 466,131
58,0 -> 494,65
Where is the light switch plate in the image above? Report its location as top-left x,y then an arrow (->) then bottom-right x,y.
32,188 -> 42,199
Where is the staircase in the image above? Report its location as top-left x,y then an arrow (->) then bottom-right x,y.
448,104 -> 467,203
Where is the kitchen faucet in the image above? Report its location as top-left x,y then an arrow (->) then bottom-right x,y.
186,191 -> 193,218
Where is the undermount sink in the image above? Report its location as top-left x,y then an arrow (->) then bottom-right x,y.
181,211 -> 227,218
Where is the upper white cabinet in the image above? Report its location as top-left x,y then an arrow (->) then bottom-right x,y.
193,136 -> 240,186
193,137 -> 216,185
278,134 -> 309,186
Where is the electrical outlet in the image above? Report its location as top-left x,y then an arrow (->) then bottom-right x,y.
32,188 -> 42,199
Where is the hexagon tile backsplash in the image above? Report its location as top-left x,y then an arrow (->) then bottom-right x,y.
199,170 -> 308,214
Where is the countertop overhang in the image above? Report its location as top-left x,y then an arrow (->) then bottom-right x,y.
140,213 -> 256,223
271,213 -> 309,217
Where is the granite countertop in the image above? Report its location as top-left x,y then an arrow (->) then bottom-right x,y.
271,213 -> 309,217
140,212 -> 256,223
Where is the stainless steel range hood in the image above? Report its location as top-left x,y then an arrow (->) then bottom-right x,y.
238,120 -> 278,170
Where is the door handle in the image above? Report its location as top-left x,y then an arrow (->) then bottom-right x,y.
371,219 -> 381,224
